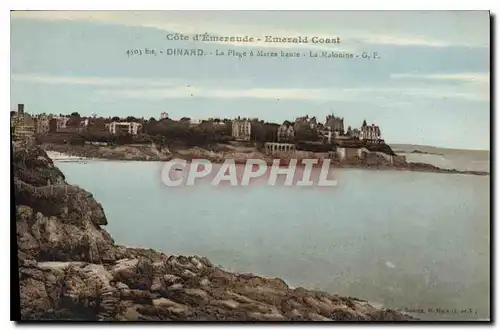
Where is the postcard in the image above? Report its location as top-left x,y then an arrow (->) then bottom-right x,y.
11,10 -> 491,322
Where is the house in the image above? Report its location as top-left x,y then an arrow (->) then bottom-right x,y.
211,119 -> 227,127
360,120 -> 382,143
318,129 -> 333,144
53,116 -> 70,132
294,115 -> 318,131
109,121 -> 142,135
189,119 -> 201,127
346,126 -> 361,139
54,116 -> 84,133
277,124 -> 295,142
325,113 -> 344,135
11,104 -> 36,143
232,119 -> 251,141
80,118 -> 89,128
35,115 -> 50,134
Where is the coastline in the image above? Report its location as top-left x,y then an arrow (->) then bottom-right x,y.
42,143 -> 490,176
14,143 -> 416,321
45,150 -> 94,162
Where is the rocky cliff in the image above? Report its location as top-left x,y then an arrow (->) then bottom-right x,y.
14,142 -> 415,321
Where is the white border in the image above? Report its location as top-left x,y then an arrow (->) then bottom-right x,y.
2,0 -> 499,10
3,1 -> 496,330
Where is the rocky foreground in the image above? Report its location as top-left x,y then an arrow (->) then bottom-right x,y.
41,143 -> 172,161
14,142 -> 416,321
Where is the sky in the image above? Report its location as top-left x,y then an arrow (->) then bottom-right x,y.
10,10 -> 490,150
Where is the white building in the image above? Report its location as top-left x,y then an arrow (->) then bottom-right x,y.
35,115 -> 50,134
212,119 -> 226,127
189,119 -> 201,127
351,128 -> 361,139
54,116 -> 70,131
232,119 -> 251,141
109,122 -> 142,135
360,123 -> 382,142
325,130 -> 333,143
294,115 -> 318,131
277,124 -> 295,142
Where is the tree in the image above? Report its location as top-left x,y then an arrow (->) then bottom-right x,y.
294,124 -> 318,142
116,133 -> 133,145
283,120 -> 293,126
126,116 -> 137,122
263,123 -> 279,142
66,113 -> 82,127
199,121 -> 215,132
112,116 -> 120,122
362,119 -> 367,127
49,118 -> 57,132
250,121 -> 266,142
88,117 -> 106,131
214,122 -> 231,136
69,135 -> 85,146
71,112 -> 80,117
149,117 -> 156,122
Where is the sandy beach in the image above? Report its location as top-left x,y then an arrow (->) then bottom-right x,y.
45,150 -> 92,162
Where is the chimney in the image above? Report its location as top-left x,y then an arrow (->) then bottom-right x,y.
18,104 -> 24,115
